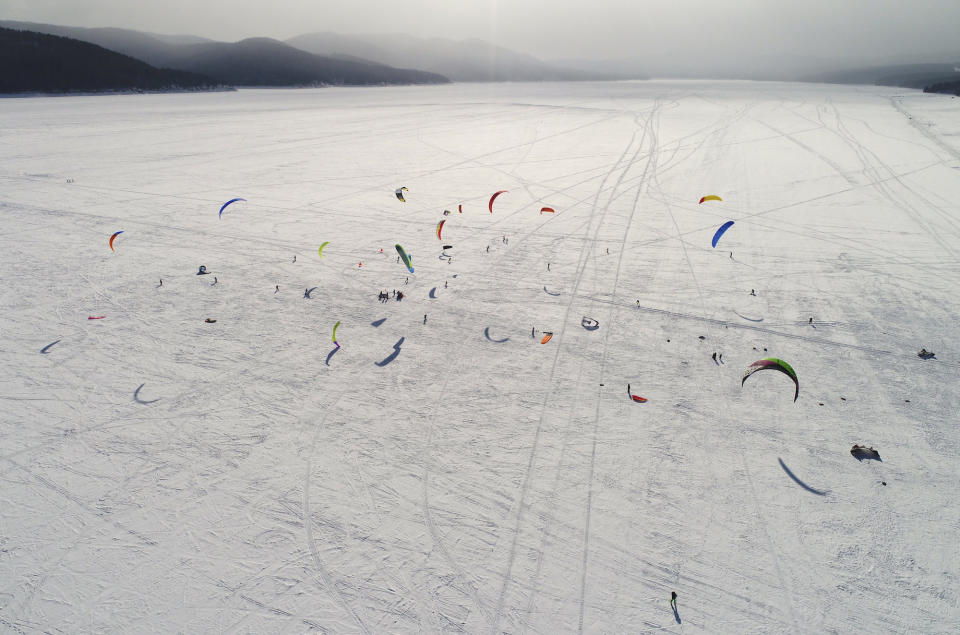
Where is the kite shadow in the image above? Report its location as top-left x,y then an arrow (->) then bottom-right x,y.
778,458 -> 828,496
543,286 -> 560,296
325,345 -> 341,366
40,339 -> 61,354
133,383 -> 160,405
375,337 -> 404,367
484,327 -> 509,343
673,604 -> 681,624
851,447 -> 882,462
733,311 -> 763,323
371,318 -> 387,327
429,287 -> 438,299
304,287 -> 317,299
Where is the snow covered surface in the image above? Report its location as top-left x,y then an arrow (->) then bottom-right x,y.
1,81 -> 958,633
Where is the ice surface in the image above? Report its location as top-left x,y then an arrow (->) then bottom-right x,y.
1,81 -> 958,633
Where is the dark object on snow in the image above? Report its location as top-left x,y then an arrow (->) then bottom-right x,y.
698,335 -> 706,340
582,316 -> 599,330
197,265 -> 209,275
205,318 -> 217,323
851,444 -> 881,461
918,349 -> 935,359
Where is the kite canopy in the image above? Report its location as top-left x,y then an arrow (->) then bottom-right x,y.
742,358 -> 799,402
540,207 -> 555,214
436,219 -> 446,240
332,320 -> 340,343
318,241 -> 330,257
219,197 -> 245,218
711,220 -> 735,248
540,332 -> 553,344
488,190 -> 508,213
109,230 -> 124,251
395,244 -> 414,273
395,187 -> 408,202
699,195 -> 722,204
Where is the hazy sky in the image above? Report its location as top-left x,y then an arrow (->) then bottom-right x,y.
3,0 -> 960,68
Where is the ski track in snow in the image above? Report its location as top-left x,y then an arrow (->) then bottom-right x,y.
1,81 -> 959,633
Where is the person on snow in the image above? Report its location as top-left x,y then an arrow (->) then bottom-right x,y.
486,245 -> 490,253
213,277 -> 218,285
275,285 -> 279,293
423,314 -> 427,324
444,280 -> 448,288
750,289 -> 755,296
405,277 -> 409,284
636,300 -> 640,309
712,352 -> 717,362
292,255 -> 296,263
670,591 -> 677,608
809,317 -> 813,324
159,279 -> 163,287
718,353 -> 723,363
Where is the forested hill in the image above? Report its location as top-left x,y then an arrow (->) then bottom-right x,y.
0,27 -> 221,94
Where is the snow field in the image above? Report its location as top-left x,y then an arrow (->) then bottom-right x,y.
0,81 -> 958,633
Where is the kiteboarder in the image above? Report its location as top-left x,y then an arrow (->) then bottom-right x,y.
293,255 -> 296,263
750,289 -> 756,296
423,314 -> 427,324
486,245 -> 490,253
444,280 -> 448,288
159,279 -> 162,287
275,285 -> 279,293
547,263 -> 550,271
809,317 -> 813,325
712,352 -> 718,362
405,277 -> 409,285
670,592 -> 677,608
636,300 -> 640,309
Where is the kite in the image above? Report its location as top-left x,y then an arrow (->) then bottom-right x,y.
88,316 -> 106,320
711,221 -> 735,248
540,332 -> 553,344
109,231 -> 124,251
332,320 -> 341,343
488,190 -> 507,213
540,207 -> 555,214
458,204 -> 463,213
395,244 -> 414,273
219,197 -> 245,218
742,358 -> 799,402
318,241 -> 330,257
627,384 -> 647,402
395,187 -> 408,202
436,219 -> 446,240
443,210 -> 452,216
699,195 -> 722,204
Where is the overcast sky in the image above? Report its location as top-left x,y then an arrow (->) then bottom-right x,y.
3,0 -> 959,70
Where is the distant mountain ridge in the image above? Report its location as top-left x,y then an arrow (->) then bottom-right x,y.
0,20 -> 449,87
285,32 -> 616,82
0,27 -> 220,94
